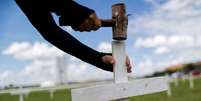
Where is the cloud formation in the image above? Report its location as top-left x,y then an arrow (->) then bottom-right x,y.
97,41 -> 112,53
129,0 -> 201,74
129,0 -> 201,36
2,42 -> 65,60
1,41 -> 113,86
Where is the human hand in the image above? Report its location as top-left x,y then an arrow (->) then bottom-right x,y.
101,55 -> 132,73
73,13 -> 101,32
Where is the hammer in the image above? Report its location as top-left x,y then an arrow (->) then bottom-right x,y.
101,3 -> 128,40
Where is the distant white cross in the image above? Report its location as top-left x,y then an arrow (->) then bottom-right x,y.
166,74 -> 172,97
10,86 -> 30,101
189,72 -> 194,89
49,89 -> 55,99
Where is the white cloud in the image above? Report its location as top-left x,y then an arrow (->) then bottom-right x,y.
133,59 -> 154,77
154,46 -> 169,54
135,34 -> 196,49
61,26 -> 74,33
97,42 -> 112,53
18,59 -> 59,84
145,0 -> 160,7
67,58 -> 113,82
129,0 -> 201,36
135,35 -> 167,48
2,42 -> 65,60
17,57 -> 113,84
0,71 -> 13,80
130,0 -> 201,75
1,41 -> 113,86
129,0 -> 201,35
0,71 -> 16,86
2,42 -> 31,55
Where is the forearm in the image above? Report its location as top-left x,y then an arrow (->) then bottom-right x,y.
41,26 -> 112,72
50,0 -> 95,26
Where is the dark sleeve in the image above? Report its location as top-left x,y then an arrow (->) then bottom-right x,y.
52,0 -> 95,27
48,0 -> 95,27
15,0 -> 113,72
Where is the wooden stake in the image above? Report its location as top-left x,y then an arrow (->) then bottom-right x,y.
112,41 -> 129,101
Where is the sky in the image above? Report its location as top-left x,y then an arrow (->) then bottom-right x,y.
1,0 -> 201,87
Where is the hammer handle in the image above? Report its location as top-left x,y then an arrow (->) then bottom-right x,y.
100,19 -> 115,27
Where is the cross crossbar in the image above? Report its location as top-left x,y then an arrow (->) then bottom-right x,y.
71,76 -> 168,101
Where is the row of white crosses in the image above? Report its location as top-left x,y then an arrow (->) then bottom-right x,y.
10,86 -> 57,101
166,72 -> 195,97
10,86 -> 30,101
71,3 -> 168,101
9,56 -> 65,101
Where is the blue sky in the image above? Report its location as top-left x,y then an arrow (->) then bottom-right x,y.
0,0 -> 152,71
1,0 -> 201,86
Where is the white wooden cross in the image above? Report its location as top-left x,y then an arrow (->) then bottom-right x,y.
48,89 -> 55,99
71,3 -> 168,101
189,72 -> 194,89
71,41 -> 168,101
166,73 -> 172,97
10,86 -> 30,101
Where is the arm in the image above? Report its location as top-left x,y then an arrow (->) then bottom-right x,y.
52,0 -> 95,27
15,0 -> 113,72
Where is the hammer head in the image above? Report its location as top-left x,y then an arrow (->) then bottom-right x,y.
112,3 -> 128,40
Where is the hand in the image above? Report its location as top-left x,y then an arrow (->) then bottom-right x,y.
101,55 -> 132,73
73,13 -> 101,32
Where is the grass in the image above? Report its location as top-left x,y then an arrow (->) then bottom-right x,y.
130,77 -> 201,101
0,77 -> 201,101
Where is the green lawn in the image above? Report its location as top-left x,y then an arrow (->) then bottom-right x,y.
130,77 -> 201,101
0,77 -> 201,101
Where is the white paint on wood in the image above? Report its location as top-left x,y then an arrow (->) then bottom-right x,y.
189,72 -> 194,89
10,86 -> 30,101
112,41 -> 128,83
167,86 -> 171,97
71,76 -> 168,101
174,78 -> 179,87
112,41 -> 129,101
71,40 -> 168,101
49,89 -> 55,99
19,94 -> 24,101
10,90 -> 30,95
166,74 -> 172,97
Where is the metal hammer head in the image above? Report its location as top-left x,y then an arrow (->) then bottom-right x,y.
101,3 -> 128,40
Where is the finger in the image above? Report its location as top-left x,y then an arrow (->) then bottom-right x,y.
72,26 -> 79,31
127,64 -> 132,73
78,19 -> 92,32
95,19 -> 101,27
92,19 -> 101,31
79,28 -> 84,32
79,25 -> 91,32
127,66 -> 132,73
127,69 -> 132,73
109,58 -> 115,65
90,14 -> 101,31
125,56 -> 132,73
126,56 -> 131,67
91,26 -> 100,31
